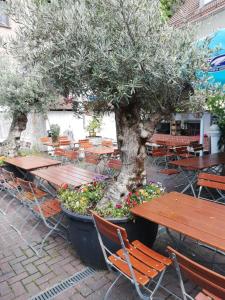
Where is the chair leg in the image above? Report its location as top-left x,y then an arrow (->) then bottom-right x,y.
104,273 -> 122,300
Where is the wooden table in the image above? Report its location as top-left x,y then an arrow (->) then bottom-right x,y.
84,147 -> 116,155
4,156 -> 61,171
170,153 -> 225,196
31,164 -> 107,188
131,191 -> 225,253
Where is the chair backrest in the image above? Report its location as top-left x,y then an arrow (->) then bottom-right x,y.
193,144 -> 203,153
152,147 -> 167,157
17,178 -> 34,193
92,212 -> 130,249
64,150 -> 79,160
59,140 -> 71,146
2,168 -> 15,182
54,148 -> 66,156
175,146 -> 188,155
107,159 -> 122,170
85,153 -> 100,165
79,141 -> 93,149
167,246 -> 225,299
40,137 -> 50,143
102,140 -> 113,147
197,173 -> 225,191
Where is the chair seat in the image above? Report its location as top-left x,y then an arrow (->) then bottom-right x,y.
159,169 -> 180,175
179,153 -> 194,158
108,240 -> 171,286
20,188 -> 47,201
3,181 -> 20,189
33,199 -> 62,218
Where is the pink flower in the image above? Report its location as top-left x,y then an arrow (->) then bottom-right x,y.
115,204 -> 122,209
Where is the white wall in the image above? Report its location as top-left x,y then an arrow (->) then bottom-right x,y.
47,111 -> 117,141
195,10 -> 225,39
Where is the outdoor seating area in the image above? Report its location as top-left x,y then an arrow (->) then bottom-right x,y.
1,0 -> 225,299
0,142 -> 225,299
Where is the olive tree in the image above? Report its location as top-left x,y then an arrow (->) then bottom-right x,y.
8,0 -> 209,205
0,57 -> 57,156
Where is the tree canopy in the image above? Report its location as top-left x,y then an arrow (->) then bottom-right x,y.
8,0 -> 209,117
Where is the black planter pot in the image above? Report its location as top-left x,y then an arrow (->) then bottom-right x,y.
63,207 -> 158,269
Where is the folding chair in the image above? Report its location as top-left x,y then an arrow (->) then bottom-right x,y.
0,168 -> 20,215
12,178 -> 65,256
63,150 -> 80,165
106,159 -> 122,178
53,148 -> 66,161
197,173 -> 225,204
102,140 -> 113,147
167,246 -> 225,300
175,146 -> 194,159
92,212 -> 172,300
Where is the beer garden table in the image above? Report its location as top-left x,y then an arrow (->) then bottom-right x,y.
169,153 -> 225,196
31,164 -> 107,190
131,191 -> 225,253
4,156 -> 61,178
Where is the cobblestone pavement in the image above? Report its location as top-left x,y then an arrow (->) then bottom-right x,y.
0,160 -> 225,300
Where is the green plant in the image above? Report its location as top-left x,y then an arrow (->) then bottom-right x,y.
86,117 -> 102,135
50,124 -> 60,142
160,0 -> 184,20
8,0 -> 209,206
58,180 -> 165,218
0,156 -> 6,166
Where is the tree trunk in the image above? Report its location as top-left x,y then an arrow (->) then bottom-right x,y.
98,104 -> 161,207
0,112 -> 28,157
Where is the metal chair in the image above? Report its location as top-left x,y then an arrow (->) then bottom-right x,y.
197,173 -> 225,204
167,246 -> 225,300
92,212 -> 172,300
106,159 -> 122,178
11,178 -> 65,256
0,168 -> 20,215
175,146 -> 194,159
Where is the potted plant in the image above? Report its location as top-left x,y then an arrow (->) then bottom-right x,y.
58,179 -> 164,269
86,116 -> 102,137
50,124 -> 60,143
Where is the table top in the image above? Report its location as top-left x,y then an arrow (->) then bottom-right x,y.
170,153 -> 225,170
31,164 -> 107,188
4,156 -> 61,171
84,147 -> 116,155
156,140 -> 190,147
131,191 -> 225,252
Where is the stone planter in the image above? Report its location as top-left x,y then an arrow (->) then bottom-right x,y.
62,206 -> 158,269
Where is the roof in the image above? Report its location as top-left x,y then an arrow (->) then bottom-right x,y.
170,0 -> 225,27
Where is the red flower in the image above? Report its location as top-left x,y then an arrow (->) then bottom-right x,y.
61,183 -> 68,190
115,204 -> 122,209
135,191 -> 139,196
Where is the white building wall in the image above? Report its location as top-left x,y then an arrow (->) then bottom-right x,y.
195,10 -> 225,39
47,111 -> 117,141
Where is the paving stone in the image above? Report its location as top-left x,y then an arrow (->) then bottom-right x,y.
24,263 -> 38,275
76,283 -> 93,297
0,292 -> 16,300
11,281 -> 26,297
22,271 -> 42,285
1,262 -> 13,274
0,281 -> 12,296
25,282 -> 41,295
35,272 -> 56,285
11,262 -> 26,275
8,271 -> 29,284
37,262 -> 51,275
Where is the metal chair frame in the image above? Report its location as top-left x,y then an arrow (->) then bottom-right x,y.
168,246 -> 225,300
0,168 -> 21,215
10,178 -> 66,256
92,213 -> 171,300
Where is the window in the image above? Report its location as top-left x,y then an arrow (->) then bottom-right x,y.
0,0 -> 9,28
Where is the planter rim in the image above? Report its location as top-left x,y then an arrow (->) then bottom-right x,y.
62,205 -> 130,223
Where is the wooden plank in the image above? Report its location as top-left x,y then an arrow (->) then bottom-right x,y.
170,153 -> 225,170
4,156 -> 61,171
31,165 -> 106,189
131,192 -> 225,252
